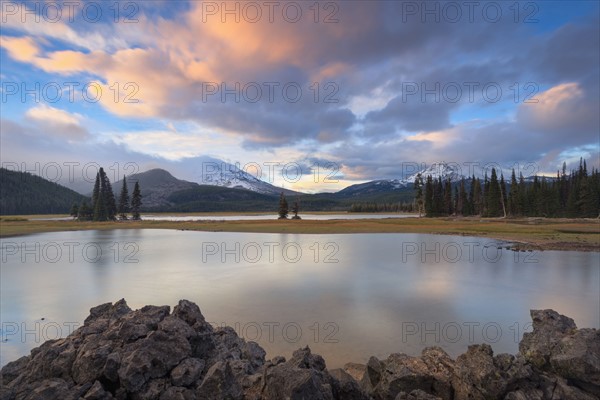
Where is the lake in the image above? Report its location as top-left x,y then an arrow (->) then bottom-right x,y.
1,229 -> 598,368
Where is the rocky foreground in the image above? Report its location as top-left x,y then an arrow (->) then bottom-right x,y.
1,301 -> 598,400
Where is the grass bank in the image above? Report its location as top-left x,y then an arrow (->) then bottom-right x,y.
1,215 -> 598,251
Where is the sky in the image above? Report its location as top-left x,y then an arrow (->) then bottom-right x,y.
1,0 -> 599,193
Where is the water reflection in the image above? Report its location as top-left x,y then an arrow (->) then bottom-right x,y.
1,230 -> 598,368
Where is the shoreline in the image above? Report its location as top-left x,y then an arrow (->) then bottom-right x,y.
2,300 -> 598,399
0,215 -> 598,252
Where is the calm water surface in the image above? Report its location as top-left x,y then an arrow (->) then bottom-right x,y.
1,229 -> 598,368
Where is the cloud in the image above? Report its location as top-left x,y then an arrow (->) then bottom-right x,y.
517,82 -> 599,145
1,1 -> 599,187
0,36 -> 40,62
1,5 -> 129,51
111,130 -> 213,161
24,104 -> 89,140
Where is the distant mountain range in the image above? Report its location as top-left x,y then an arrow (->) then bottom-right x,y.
114,168 -> 417,211
338,163 -> 464,197
1,161 -> 550,215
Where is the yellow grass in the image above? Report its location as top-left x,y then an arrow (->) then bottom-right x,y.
1,215 -> 598,251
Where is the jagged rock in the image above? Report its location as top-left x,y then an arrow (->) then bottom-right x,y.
329,368 -> 369,400
395,389 -> 443,399
83,380 -> 114,400
171,358 -> 205,387
196,361 -> 243,399
72,339 -> 115,384
0,356 -> 29,386
117,330 -> 191,392
172,300 -> 207,328
366,349 -> 454,400
519,309 -> 577,370
453,345 -> 535,400
1,302 -> 597,400
549,328 -> 600,396
361,355 -> 384,393
520,309 -> 600,396
255,347 -> 336,399
159,386 -> 196,400
21,378 -> 72,400
344,362 -> 367,382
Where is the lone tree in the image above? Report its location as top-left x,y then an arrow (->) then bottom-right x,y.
291,199 -> 301,220
131,181 -> 142,220
117,175 -> 130,220
278,192 -> 289,219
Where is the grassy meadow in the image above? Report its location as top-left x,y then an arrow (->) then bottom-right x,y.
1,214 -> 598,251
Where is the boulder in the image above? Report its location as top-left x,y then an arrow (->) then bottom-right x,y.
520,309 -> 600,396
2,301 -> 597,400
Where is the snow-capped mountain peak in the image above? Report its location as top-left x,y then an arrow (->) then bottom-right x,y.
336,162 -> 466,197
401,162 -> 464,185
193,157 -> 299,196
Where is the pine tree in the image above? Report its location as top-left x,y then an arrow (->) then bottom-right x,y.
70,203 -> 79,219
102,171 -> 117,221
278,192 -> 289,219
434,177 -> 444,216
91,168 -> 117,221
578,174 -> 597,217
93,171 -> 107,221
457,178 -> 466,216
531,176 -> 541,216
508,169 -> 519,216
131,181 -> 142,220
118,176 -> 130,220
425,175 -> 434,217
592,168 -> 600,218
414,174 -> 424,217
559,162 -> 568,212
92,172 -> 102,221
443,178 -> 453,215
482,173 -> 489,216
486,168 -> 502,217
77,201 -> 92,221
566,170 -> 579,217
518,173 -> 527,215
454,186 -> 460,215
499,173 -> 507,218
473,177 -> 482,215
467,175 -> 476,216
291,200 -> 301,219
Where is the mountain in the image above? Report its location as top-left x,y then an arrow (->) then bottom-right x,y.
337,163 -> 463,198
166,186 -> 278,212
114,169 -> 282,211
194,157 -> 300,196
0,168 -> 89,215
401,163 -> 463,185
335,179 -> 408,197
114,169 -> 200,209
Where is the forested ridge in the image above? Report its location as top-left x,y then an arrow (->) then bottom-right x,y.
2,159 -> 599,217
414,159 -> 600,218
0,168 -> 90,215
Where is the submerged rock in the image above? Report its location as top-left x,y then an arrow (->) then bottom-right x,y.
1,302 -> 597,399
